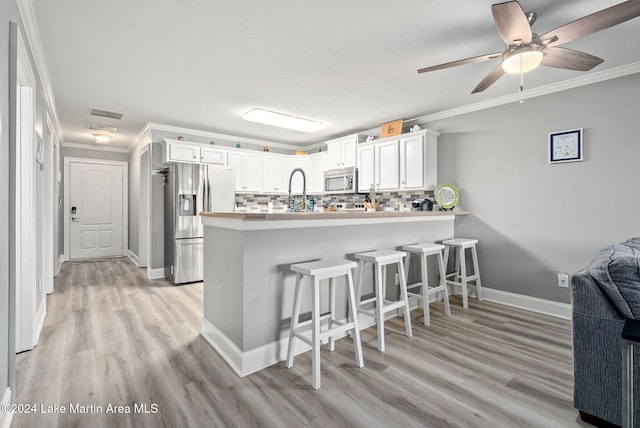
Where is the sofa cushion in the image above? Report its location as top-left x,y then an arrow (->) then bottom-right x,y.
589,244 -> 640,319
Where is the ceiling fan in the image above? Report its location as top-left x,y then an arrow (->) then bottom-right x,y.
417,0 -> 640,93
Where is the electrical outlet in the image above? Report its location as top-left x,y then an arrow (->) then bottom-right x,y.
558,273 -> 569,288
394,273 -> 399,285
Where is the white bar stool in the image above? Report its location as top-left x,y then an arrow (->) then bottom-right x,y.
442,238 -> 483,309
402,243 -> 451,326
286,259 -> 364,389
354,249 -> 412,352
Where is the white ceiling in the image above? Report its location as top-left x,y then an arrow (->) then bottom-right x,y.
30,0 -> 640,150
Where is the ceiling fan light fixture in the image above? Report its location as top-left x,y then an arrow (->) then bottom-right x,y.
243,108 -> 325,133
501,45 -> 544,74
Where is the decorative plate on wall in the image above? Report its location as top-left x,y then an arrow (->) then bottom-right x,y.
434,183 -> 460,210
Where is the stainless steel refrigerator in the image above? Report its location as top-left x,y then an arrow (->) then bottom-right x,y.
164,163 -> 235,284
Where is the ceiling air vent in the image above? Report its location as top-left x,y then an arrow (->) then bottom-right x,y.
87,123 -> 118,133
89,107 -> 124,120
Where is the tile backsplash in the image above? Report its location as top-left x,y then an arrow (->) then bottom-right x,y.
235,191 -> 436,212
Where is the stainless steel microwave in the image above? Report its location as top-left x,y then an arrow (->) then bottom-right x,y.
323,167 -> 358,194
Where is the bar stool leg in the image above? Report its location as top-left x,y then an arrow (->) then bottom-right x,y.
329,277 -> 337,351
460,247 -> 469,309
375,262 -> 385,352
398,260 -> 412,338
286,273 -> 303,368
311,276 -> 321,389
437,252 -> 451,318
346,269 -> 364,368
420,254 -> 430,326
623,340 -> 634,428
471,245 -> 484,301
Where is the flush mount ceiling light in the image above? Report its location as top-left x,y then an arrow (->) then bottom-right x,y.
243,108 -> 325,133
501,44 -> 544,74
93,133 -> 112,143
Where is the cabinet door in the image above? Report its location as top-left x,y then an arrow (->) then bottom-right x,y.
401,135 -> 425,189
262,155 -> 288,194
168,143 -> 199,163
200,147 -> 227,165
326,143 -> 342,169
227,151 -> 244,192
342,139 -> 356,168
375,140 -> 400,191
357,144 -> 375,193
242,152 -> 263,193
309,153 -> 327,194
287,157 -> 310,194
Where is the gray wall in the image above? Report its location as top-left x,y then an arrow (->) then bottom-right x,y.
425,73 -> 640,304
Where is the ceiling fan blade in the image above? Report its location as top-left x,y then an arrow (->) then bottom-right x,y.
417,52 -> 502,73
471,64 -> 506,93
541,0 -> 640,47
491,1 -> 533,45
541,47 -> 604,71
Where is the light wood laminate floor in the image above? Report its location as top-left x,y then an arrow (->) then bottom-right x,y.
14,258 -> 588,427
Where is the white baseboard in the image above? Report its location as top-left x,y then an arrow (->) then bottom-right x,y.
146,267 -> 165,280
200,317 -> 313,377
481,287 -> 571,319
34,300 -> 47,346
55,255 -> 64,276
1,387 -> 13,428
449,284 -> 571,320
127,250 -> 140,267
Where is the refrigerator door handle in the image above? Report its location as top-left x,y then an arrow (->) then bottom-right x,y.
203,166 -> 209,212
207,176 -> 212,211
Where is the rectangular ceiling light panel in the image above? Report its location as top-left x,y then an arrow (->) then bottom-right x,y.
243,108 -> 325,133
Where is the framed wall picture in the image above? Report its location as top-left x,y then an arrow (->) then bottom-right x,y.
549,128 -> 583,163
380,119 -> 403,138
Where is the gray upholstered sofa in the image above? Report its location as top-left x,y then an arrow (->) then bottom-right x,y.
572,237 -> 640,426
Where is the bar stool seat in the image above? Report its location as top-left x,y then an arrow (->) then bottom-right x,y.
442,238 -> 483,309
354,249 -> 412,352
286,259 -> 364,389
402,243 -> 451,326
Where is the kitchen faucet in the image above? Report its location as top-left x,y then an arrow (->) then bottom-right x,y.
288,168 -> 307,212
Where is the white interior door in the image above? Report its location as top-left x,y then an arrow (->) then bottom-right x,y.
68,160 -> 125,259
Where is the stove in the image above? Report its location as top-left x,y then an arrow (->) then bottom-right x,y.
334,202 -> 366,211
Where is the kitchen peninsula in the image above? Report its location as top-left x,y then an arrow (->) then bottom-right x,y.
199,210 -> 467,376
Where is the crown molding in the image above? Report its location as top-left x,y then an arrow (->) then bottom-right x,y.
15,0 -> 63,142
415,61 -> 640,124
61,142 -> 129,154
143,122 -> 311,152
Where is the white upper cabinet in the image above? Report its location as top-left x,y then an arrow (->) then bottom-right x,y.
355,129 -> 438,192
375,140 -> 400,191
357,144 -> 375,193
262,154 -> 289,194
163,140 -> 200,163
308,152 -> 327,194
325,134 -> 365,169
228,150 -> 262,193
200,146 -> 227,165
162,139 -> 228,165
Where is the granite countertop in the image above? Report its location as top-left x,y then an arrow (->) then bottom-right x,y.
200,210 -> 468,221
